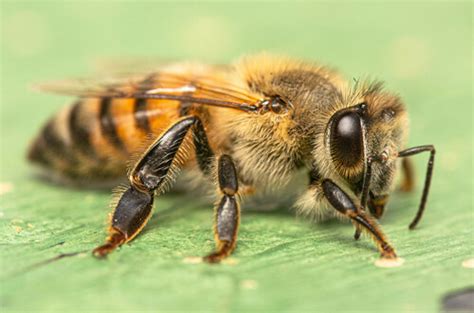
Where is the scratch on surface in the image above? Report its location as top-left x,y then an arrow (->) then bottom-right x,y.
7,250 -> 89,278
47,241 -> 66,249
28,251 -> 88,268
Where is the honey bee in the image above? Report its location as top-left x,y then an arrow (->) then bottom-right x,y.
28,53 -> 435,263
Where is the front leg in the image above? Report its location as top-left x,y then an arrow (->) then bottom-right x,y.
321,179 -> 397,259
203,154 -> 241,263
93,116 -> 196,257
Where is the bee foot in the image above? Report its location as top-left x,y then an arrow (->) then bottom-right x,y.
92,232 -> 125,259
92,244 -> 114,258
203,253 -> 223,264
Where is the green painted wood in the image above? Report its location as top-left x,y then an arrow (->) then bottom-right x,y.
1,2 -> 472,312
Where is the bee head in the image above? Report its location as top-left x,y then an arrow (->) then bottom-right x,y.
325,82 -> 409,197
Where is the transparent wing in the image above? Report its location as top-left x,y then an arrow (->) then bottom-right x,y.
35,68 -> 262,112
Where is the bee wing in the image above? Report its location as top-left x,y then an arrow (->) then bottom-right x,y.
35,69 -> 262,112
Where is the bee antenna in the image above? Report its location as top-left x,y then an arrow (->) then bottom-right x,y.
353,153 -> 384,240
397,145 -> 436,229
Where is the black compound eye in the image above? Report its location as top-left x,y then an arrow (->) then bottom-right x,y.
330,112 -> 364,167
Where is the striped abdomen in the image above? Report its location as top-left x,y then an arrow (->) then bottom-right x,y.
28,97 -> 182,181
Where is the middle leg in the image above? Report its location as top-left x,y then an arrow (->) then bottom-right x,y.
191,120 -> 242,263
203,154 -> 241,263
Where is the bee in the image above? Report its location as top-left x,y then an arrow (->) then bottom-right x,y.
28,54 -> 435,263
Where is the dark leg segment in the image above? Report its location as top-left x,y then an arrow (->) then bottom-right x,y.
322,179 -> 396,258
354,155 -> 388,239
398,145 -> 435,229
354,192 -> 389,242
203,155 -> 240,263
93,116 -> 196,257
355,157 -> 390,239
193,118 -> 214,176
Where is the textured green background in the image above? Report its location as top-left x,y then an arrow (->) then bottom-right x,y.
1,1 -> 473,312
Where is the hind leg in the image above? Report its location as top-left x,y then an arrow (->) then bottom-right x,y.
93,116 -> 196,257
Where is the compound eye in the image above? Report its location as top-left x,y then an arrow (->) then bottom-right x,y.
330,112 -> 364,167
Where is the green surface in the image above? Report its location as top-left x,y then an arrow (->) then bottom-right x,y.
1,1 -> 473,312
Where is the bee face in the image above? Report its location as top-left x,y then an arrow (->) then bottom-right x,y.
363,92 -> 408,195
325,87 -> 409,197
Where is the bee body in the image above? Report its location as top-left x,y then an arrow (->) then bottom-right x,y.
29,97 -> 181,179
28,54 -> 435,262
29,56 -> 345,188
